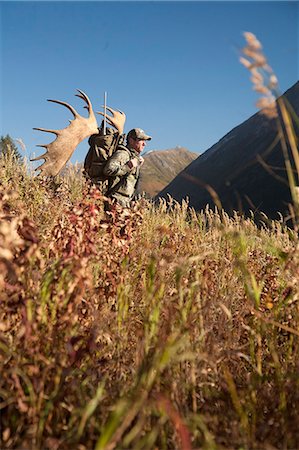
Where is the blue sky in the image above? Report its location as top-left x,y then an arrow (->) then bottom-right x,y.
0,1 -> 298,166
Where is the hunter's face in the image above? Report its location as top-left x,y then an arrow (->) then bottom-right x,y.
131,138 -> 147,153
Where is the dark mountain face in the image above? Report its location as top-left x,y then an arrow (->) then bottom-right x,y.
157,82 -> 299,221
137,147 -> 198,197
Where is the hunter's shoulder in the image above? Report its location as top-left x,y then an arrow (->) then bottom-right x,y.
113,145 -> 131,158
116,144 -> 130,153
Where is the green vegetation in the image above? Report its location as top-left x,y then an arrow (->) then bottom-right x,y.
0,135 -> 22,161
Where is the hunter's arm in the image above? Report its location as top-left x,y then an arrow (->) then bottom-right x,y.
103,149 -> 133,177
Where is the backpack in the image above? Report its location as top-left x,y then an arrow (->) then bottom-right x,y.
84,123 -> 126,185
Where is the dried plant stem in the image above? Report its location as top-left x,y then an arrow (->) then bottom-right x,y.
277,97 -> 299,182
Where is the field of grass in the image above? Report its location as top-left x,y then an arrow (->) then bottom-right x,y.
1,33 -> 299,450
1,148 -> 299,450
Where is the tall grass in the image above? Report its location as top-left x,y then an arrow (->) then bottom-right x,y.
1,156 -> 299,449
1,34 -> 299,449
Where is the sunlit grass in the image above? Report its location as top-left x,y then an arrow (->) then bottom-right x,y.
1,153 -> 298,449
1,32 -> 299,449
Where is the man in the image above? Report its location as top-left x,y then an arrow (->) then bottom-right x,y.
103,128 -> 151,207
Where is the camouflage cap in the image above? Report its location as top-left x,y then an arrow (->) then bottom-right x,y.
127,128 -> 152,141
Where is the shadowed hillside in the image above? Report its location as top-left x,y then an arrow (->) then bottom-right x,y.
157,82 -> 299,221
137,147 -> 198,197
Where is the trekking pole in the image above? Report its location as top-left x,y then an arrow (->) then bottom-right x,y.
103,91 -> 107,135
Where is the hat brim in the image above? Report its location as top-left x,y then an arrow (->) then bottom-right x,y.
135,135 -> 151,141
128,130 -> 152,141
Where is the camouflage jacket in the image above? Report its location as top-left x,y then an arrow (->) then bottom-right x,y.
103,144 -> 142,207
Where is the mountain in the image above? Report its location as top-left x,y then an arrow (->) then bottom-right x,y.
137,147 -> 198,197
156,82 -> 299,221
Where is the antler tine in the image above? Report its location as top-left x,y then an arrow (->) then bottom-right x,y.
33,127 -> 59,135
97,105 -> 126,134
30,148 -> 48,162
75,89 -> 93,113
47,99 -> 78,118
30,144 -> 50,162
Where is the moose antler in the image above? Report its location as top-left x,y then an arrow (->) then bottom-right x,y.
97,106 -> 126,134
32,90 -> 99,177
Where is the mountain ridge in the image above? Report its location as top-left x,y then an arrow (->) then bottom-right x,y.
137,147 -> 198,197
156,81 -> 299,221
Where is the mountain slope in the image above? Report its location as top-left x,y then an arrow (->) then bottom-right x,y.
137,147 -> 198,197
156,82 -> 299,221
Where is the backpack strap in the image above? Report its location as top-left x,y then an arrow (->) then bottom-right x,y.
117,144 -> 137,160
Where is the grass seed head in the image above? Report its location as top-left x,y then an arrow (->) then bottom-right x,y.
240,31 -> 279,119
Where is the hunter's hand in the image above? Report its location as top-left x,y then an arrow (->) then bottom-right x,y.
127,157 -> 142,169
